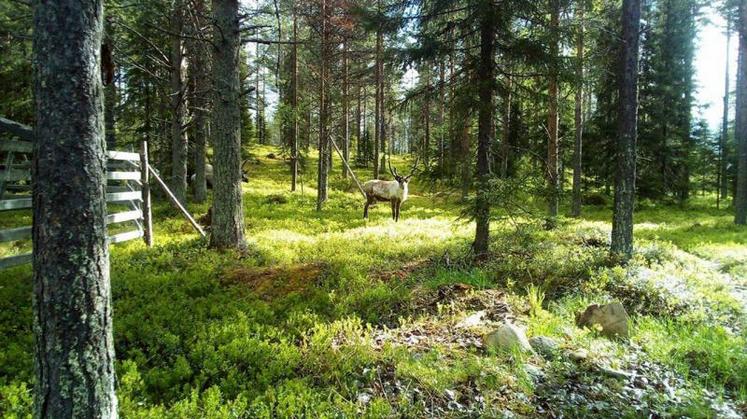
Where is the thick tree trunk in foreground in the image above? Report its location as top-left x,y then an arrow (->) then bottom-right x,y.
571,3 -> 585,217
32,0 -> 117,417
736,0 -> 747,224
547,0 -> 560,220
473,0 -> 496,256
211,0 -> 246,248
611,0 -> 641,259
170,2 -> 188,204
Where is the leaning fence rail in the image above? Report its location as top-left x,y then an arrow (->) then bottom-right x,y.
0,139 -> 154,269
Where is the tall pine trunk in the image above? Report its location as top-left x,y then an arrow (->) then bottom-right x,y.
342,40 -> 350,177
210,0 -> 246,248
190,0 -> 210,203
736,0 -> 747,224
547,0 -> 560,220
316,0 -> 329,210
32,0 -> 117,416
611,0 -> 642,259
291,10 -> 299,191
571,2 -> 585,217
719,18 -> 731,207
473,0 -> 496,255
374,12 -> 383,179
170,2 -> 188,204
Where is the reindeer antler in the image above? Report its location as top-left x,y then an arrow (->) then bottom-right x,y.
387,155 -> 399,178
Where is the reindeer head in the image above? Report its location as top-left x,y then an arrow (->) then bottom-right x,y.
388,155 -> 420,187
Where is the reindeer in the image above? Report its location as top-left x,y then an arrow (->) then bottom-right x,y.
191,160 -> 250,189
363,156 -> 419,221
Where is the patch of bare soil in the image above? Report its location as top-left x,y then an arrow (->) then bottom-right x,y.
221,262 -> 326,300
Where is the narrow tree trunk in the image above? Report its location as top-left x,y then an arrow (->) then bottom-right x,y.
547,0 -> 560,220
423,65 -> 431,168
736,0 -> 747,224
170,2 -> 188,204
374,3 -> 382,179
316,0 -> 329,210
190,0 -> 209,203
103,22 -> 116,151
439,62 -> 446,171
474,0 -> 496,256
342,40 -> 350,177
33,1 -> 117,416
571,2 -> 585,217
611,0 -> 642,259
720,18 -> 732,207
211,0 -> 246,248
500,70 -> 512,178
356,83 -> 362,164
291,10 -> 299,191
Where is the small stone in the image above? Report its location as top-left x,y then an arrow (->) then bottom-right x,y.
576,301 -> 630,338
456,310 -> 486,329
357,392 -> 372,405
483,323 -> 533,353
567,348 -> 589,361
598,365 -> 632,379
524,363 -> 544,380
444,389 -> 457,401
634,376 -> 648,388
529,336 -> 559,358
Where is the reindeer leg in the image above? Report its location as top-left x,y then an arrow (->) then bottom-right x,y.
364,196 -> 371,219
396,201 -> 401,222
390,201 -> 396,220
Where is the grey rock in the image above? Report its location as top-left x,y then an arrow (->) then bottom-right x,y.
483,323 -> 533,353
529,336 -> 559,358
576,301 -> 630,338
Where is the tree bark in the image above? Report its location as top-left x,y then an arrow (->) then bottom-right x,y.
190,0 -> 210,203
473,0 -> 496,256
611,0 -> 642,259
32,0 -> 117,417
547,0 -> 560,220
342,39 -> 350,178
374,1 -> 383,179
719,19 -> 731,208
316,0 -> 329,210
571,2 -> 585,217
736,0 -> 747,224
170,1 -> 188,204
210,0 -> 246,248
291,10 -> 299,191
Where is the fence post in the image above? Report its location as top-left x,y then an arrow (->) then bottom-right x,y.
140,140 -> 154,247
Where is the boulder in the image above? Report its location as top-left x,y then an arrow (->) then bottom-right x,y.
529,336 -> 559,358
483,323 -> 533,353
576,301 -> 630,338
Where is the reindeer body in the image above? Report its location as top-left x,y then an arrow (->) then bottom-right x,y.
190,162 -> 249,189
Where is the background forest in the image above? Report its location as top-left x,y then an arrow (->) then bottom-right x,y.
1,0 -> 747,417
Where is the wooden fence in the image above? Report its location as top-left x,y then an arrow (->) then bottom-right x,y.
0,139 -> 153,269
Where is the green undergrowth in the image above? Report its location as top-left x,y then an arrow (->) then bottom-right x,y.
1,145 -> 746,417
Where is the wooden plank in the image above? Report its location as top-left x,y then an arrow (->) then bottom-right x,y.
0,198 -> 31,210
108,229 -> 143,244
0,140 -> 33,153
106,191 -> 141,203
107,151 -> 140,162
0,169 -> 31,182
330,136 -> 366,199
148,163 -> 206,237
0,117 -> 33,142
106,171 -> 141,181
106,209 -> 142,225
0,253 -> 32,269
140,141 -> 153,246
0,226 -> 31,242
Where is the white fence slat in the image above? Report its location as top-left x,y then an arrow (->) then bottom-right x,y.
0,169 -> 31,182
0,253 -> 32,269
0,226 -> 31,242
106,171 -> 141,181
106,191 -> 142,203
108,229 -> 143,244
106,151 -> 140,162
0,198 -> 31,210
0,140 -> 32,153
106,209 -> 142,224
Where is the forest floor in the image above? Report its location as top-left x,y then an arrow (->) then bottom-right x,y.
1,145 -> 746,418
